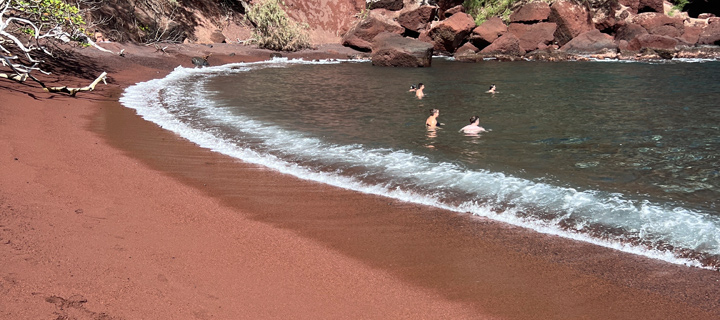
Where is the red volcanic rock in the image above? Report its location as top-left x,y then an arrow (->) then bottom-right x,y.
650,25 -> 683,38
436,0 -> 465,20
508,22 -> 557,52
469,17 -> 507,48
619,0 -> 640,14
680,21 -> 704,45
480,33 -> 524,56
549,0 -> 594,46
635,34 -> 679,50
632,12 -> 683,31
443,5 -> 465,19
369,0 -> 404,11
342,10 -> 404,51
559,29 -> 617,53
638,0 -> 663,13
398,5 -> 438,33
455,42 -> 479,55
615,23 -> 649,41
371,32 -> 433,67
427,12 -> 476,53
698,18 -> 720,45
510,2 -> 551,23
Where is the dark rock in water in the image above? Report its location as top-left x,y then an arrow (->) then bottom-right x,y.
510,2 -> 551,23
191,55 -> 210,67
508,22 -> 557,53
560,29 -> 618,54
549,0 -> 594,47
371,32 -> 433,67
469,17 -> 507,49
524,48 -> 576,61
427,12 -> 476,54
342,10 -> 404,52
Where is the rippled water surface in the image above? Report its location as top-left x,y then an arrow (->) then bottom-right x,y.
121,58 -> 720,269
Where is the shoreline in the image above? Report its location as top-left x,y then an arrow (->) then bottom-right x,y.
2,43 -> 720,319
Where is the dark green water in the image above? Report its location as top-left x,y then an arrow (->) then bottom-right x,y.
121,58 -> 720,268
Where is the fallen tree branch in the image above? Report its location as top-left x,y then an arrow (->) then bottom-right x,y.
41,71 -> 108,96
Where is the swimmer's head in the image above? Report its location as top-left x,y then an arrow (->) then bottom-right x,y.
410,84 -> 417,90
418,83 -> 424,88
469,116 -> 479,123
429,108 -> 439,115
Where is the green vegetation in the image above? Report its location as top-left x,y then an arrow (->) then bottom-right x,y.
463,0 -> 519,25
246,0 -> 310,51
10,0 -> 87,38
669,0 -> 690,11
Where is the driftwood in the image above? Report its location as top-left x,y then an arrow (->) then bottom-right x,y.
1,54 -> 107,96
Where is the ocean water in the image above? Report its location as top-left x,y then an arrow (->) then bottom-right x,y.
120,58 -> 720,269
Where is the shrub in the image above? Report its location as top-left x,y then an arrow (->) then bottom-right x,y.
463,0 -> 517,25
246,0 -> 311,51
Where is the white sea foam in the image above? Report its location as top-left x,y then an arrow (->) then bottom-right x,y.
120,59 -> 720,270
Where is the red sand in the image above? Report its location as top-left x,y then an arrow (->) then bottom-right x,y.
2,43 -> 720,319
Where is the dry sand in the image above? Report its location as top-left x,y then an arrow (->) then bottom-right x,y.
2,42 -> 720,319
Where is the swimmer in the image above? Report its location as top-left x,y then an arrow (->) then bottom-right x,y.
486,84 -> 496,94
415,83 -> 425,99
426,108 -> 440,127
459,115 -> 487,134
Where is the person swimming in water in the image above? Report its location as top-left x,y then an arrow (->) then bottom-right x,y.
486,84 -> 496,94
426,108 -> 440,127
414,83 -> 425,99
459,115 -> 487,134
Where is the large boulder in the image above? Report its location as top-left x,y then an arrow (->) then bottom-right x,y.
615,23 -> 649,41
510,2 -> 552,23
398,5 -> 438,33
368,0 -> 404,11
427,12 -> 476,53
549,0 -> 594,46
479,33 -> 524,56
508,22 -> 557,52
650,24 -> 683,38
698,18 -> 720,45
632,12 -> 683,31
633,34 -> 679,50
342,10 -> 404,51
560,29 -> 618,53
468,17 -> 507,48
371,32 -> 433,67
680,20 -> 705,45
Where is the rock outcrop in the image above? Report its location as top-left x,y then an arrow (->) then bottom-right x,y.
371,32 -> 433,67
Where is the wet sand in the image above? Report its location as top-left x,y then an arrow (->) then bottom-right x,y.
2,43 -> 720,319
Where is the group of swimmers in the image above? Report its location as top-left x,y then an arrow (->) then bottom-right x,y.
411,83 -> 495,134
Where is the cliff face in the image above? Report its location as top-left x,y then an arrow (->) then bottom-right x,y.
89,0 -> 366,45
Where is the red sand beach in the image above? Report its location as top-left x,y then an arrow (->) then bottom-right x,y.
2,43 -> 720,319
